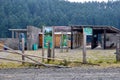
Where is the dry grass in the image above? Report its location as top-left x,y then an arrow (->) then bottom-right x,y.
0,48 -> 119,68
55,49 -> 118,67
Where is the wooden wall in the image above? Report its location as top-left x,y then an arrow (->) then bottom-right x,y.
54,34 -> 61,48
39,34 -> 42,48
72,32 -> 83,48
39,34 -> 71,48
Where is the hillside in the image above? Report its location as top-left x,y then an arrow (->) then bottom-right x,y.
0,0 -> 120,37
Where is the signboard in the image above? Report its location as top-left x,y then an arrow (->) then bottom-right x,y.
43,27 -> 53,49
83,28 -> 92,35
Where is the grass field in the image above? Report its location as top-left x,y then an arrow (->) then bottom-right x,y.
54,49 -> 118,67
0,48 -> 119,68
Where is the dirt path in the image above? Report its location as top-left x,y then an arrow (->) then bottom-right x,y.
0,67 -> 120,80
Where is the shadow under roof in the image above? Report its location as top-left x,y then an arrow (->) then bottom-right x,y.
71,25 -> 120,33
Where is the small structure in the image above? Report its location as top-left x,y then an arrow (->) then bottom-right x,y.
71,25 -> 120,49
39,26 -> 71,48
9,29 -> 27,38
39,25 -> 120,49
0,25 -> 119,50
5,26 -> 41,50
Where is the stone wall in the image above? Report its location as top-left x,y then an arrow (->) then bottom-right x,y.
27,26 -> 41,50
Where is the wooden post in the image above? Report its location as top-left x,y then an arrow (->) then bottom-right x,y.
71,27 -> 73,49
116,35 -> 120,61
78,33 -> 80,47
78,33 -> 79,47
42,26 -> 44,62
22,37 -> 25,65
116,43 -> 120,61
83,33 -> 87,64
66,33 -> 69,52
60,32 -> 63,52
47,42 -> 51,63
77,33 -> 79,48
12,31 -> 14,38
75,33 -> 77,48
91,30 -> 94,49
103,29 -> 106,49
15,32 -> 19,38
52,26 -> 55,61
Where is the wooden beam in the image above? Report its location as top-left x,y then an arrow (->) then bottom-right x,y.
22,38 -> 25,64
15,32 -> 19,38
83,33 -> 87,64
104,29 -> 106,49
52,26 -> 55,61
12,31 -> 14,38
9,29 -> 27,32
42,26 -> 44,62
71,27 -> 73,49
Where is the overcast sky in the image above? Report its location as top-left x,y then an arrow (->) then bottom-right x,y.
68,0 -> 108,3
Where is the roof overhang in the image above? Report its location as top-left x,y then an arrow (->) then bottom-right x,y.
71,25 -> 120,34
9,29 -> 27,32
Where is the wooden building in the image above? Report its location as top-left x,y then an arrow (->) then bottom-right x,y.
39,26 -> 72,48
5,25 -> 120,50
39,25 -> 120,49
8,26 -> 41,50
71,25 -> 120,49
39,32 -> 72,48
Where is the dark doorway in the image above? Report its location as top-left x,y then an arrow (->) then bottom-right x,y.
91,30 -> 98,49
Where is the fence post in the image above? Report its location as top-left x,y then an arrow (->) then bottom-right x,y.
47,42 -> 51,63
60,32 -> 63,52
22,37 -> 25,65
83,33 -> 87,64
116,35 -> 120,61
42,26 -> 44,62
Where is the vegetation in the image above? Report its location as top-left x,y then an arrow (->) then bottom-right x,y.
0,0 -> 120,37
0,62 -> 38,68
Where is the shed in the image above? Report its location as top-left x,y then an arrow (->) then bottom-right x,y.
39,26 -> 71,48
71,25 -> 120,49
